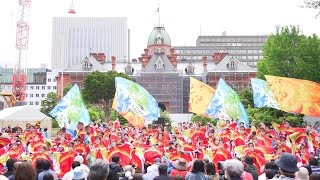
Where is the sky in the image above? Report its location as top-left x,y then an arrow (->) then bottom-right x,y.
0,0 -> 319,68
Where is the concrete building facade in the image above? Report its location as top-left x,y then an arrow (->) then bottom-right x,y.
51,17 -> 128,70
174,34 -> 267,67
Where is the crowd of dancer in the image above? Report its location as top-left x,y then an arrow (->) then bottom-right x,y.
0,119 -> 319,180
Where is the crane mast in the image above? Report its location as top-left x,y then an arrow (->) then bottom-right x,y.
13,0 -> 30,104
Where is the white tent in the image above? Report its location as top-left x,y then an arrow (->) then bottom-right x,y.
0,105 -> 52,137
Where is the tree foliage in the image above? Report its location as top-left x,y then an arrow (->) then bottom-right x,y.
87,105 -> 105,124
110,109 -> 128,125
301,0 -> 320,17
82,71 -> 131,120
239,88 -> 254,109
191,114 -> 216,126
63,84 -> 73,96
257,26 -> 320,83
40,92 -> 59,128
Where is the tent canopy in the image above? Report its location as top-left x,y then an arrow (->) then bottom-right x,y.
0,105 -> 51,121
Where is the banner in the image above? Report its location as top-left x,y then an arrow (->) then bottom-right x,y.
205,78 -> 249,127
112,77 -> 160,127
251,78 -> 280,109
189,77 -> 215,115
266,75 -> 320,116
49,84 -> 91,130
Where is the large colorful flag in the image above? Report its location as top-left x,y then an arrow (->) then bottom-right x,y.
205,78 -> 249,127
49,84 -> 91,130
251,78 -> 280,109
265,75 -> 320,116
112,77 -> 160,128
189,77 -> 216,116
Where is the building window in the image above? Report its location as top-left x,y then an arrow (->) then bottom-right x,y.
155,57 -> 164,70
30,86 -> 34,90
42,86 -> 45,90
230,61 -> 236,69
41,94 -> 45,97
36,86 -> 40,90
36,94 -> 39,97
84,61 -> 89,69
53,86 -> 56,90
35,102 -> 39,105
30,102 -> 33,105
47,86 -> 51,90
53,79 -> 56,82
48,78 -> 51,82
26,94 -> 28,97
30,94 -> 34,97
26,86 -> 28,90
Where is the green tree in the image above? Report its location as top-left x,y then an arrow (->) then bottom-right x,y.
191,114 -> 216,126
63,84 -> 73,96
82,71 -> 131,121
40,92 -> 59,128
239,88 -> 254,109
87,105 -> 105,124
257,26 -> 320,83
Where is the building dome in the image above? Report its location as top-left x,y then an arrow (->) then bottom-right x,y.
147,26 -> 171,46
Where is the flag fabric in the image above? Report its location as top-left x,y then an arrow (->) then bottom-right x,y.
189,77 -> 215,116
112,77 -> 160,128
205,78 -> 249,127
251,78 -> 280,109
265,75 -> 320,116
49,84 -> 91,130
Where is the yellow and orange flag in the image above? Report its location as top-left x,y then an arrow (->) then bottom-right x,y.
189,77 -> 215,116
266,75 -> 320,116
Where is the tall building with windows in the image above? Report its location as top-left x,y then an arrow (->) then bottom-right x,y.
174,34 -> 268,67
0,67 -> 58,109
51,17 -> 128,70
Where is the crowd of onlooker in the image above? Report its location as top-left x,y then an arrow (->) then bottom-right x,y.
0,152 -> 319,180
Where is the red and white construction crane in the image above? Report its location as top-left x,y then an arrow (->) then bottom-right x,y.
12,0 -> 30,104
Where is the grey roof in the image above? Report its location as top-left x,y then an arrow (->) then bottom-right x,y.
211,56 -> 256,72
144,53 -> 176,72
64,55 -> 106,72
176,60 -> 216,75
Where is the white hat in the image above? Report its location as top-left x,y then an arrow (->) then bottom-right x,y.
75,155 -> 84,164
73,167 -> 86,180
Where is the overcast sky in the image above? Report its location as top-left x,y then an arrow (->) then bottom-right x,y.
0,0 -> 319,68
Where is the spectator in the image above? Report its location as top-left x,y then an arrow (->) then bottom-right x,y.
173,176 -> 185,180
120,165 -> 136,180
154,164 -> 173,180
170,158 -> 188,178
224,159 -> 244,180
309,158 -> 320,174
88,159 -> 109,180
295,167 -> 309,180
142,163 -> 151,180
8,161 -> 22,180
3,159 -> 17,177
244,156 -> 258,180
63,161 -> 81,180
310,173 -> 320,180
132,174 -> 143,180
74,155 -> 90,176
205,162 -> 218,180
302,164 -> 312,176
15,161 -> 36,180
35,160 -> 44,180
73,166 -> 86,180
186,160 -> 207,180
107,155 -> 123,180
145,158 -> 161,180
43,173 -> 54,180
273,152 -> 299,180
265,169 -> 276,180
38,160 -> 57,180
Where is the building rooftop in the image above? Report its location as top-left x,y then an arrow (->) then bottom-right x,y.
147,26 -> 171,46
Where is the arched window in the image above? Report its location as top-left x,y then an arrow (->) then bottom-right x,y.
156,38 -> 162,44
230,61 -> 235,69
84,61 -> 89,69
155,57 -> 164,70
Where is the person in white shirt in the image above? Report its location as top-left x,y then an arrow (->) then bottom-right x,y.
63,161 -> 81,180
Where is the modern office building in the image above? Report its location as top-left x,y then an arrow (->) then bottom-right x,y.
0,67 -> 58,109
174,33 -> 268,67
51,17 -> 128,70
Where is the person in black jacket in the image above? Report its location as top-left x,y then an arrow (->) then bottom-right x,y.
244,156 -> 259,180
154,164 -> 174,180
107,155 -> 124,180
3,158 -> 17,178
